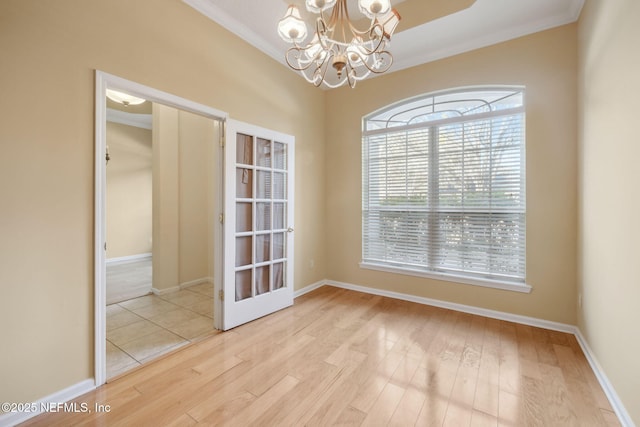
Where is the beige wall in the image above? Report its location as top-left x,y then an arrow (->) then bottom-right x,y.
325,25 -> 579,324
152,103 -> 214,291
106,121 -> 153,259
178,109 -> 215,285
152,103 -> 180,291
578,0 -> 640,423
0,0 -> 326,407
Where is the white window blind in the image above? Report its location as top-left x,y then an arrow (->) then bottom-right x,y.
362,88 -> 526,285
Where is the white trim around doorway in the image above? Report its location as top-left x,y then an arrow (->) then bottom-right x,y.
94,70 -> 228,387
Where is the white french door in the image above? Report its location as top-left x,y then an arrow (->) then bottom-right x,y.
222,120 -> 294,330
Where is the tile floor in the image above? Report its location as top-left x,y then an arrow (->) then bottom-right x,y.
106,258 -> 152,305
106,281 -> 216,379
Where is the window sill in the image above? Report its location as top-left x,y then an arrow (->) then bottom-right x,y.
359,262 -> 532,294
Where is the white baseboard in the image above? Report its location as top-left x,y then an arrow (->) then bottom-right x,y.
294,279 -> 633,427
106,253 -> 152,265
293,280 -> 325,298
0,379 -> 95,427
573,329 -> 635,427
325,279 -> 575,333
151,286 -> 179,296
180,277 -> 213,290
152,277 -> 213,296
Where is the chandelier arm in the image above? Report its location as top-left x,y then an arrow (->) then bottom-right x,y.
284,48 -> 313,72
347,36 -> 385,59
288,38 -> 350,86
347,16 -> 376,39
346,23 -> 387,58
369,37 -> 386,56
285,46 -> 325,72
355,23 -> 387,55
349,25 -> 373,38
345,49 -> 393,77
311,50 -> 336,87
316,17 -> 329,48
362,50 -> 394,74
345,64 -> 357,88
349,59 -> 374,79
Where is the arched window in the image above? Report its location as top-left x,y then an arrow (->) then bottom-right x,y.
361,87 -> 527,289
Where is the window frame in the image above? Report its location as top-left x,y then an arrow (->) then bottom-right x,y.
360,86 -> 531,293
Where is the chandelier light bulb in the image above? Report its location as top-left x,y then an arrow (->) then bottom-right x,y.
358,0 -> 391,19
306,0 -> 336,13
347,37 -> 366,64
278,5 -> 307,43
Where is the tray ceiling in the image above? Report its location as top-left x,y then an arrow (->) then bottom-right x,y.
184,0 -> 584,87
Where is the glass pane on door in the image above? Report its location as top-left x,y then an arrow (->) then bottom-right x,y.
257,170 -> 271,199
256,202 -> 271,231
233,133 -> 289,302
273,232 -> 285,260
256,234 -> 270,263
257,138 -> 271,167
255,266 -> 270,295
273,202 -> 286,230
274,141 -> 287,169
236,168 -> 252,198
235,269 -> 252,301
273,262 -> 285,290
236,202 -> 252,232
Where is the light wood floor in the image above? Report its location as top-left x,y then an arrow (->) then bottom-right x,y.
22,286 -> 620,426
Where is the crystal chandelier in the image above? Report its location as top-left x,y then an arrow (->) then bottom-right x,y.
277,0 -> 401,89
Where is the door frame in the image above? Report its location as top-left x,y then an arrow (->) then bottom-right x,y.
94,71 -> 228,386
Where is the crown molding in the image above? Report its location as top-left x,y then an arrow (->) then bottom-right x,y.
183,0 -> 285,65
392,0 -> 586,73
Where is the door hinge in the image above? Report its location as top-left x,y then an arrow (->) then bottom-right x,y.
219,289 -> 224,301
220,122 -> 226,146
219,213 -> 224,224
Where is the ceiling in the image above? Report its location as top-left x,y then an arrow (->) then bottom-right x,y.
184,0 -> 584,87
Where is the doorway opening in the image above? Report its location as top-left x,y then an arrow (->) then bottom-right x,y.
95,72 -> 227,385
105,99 -> 222,378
